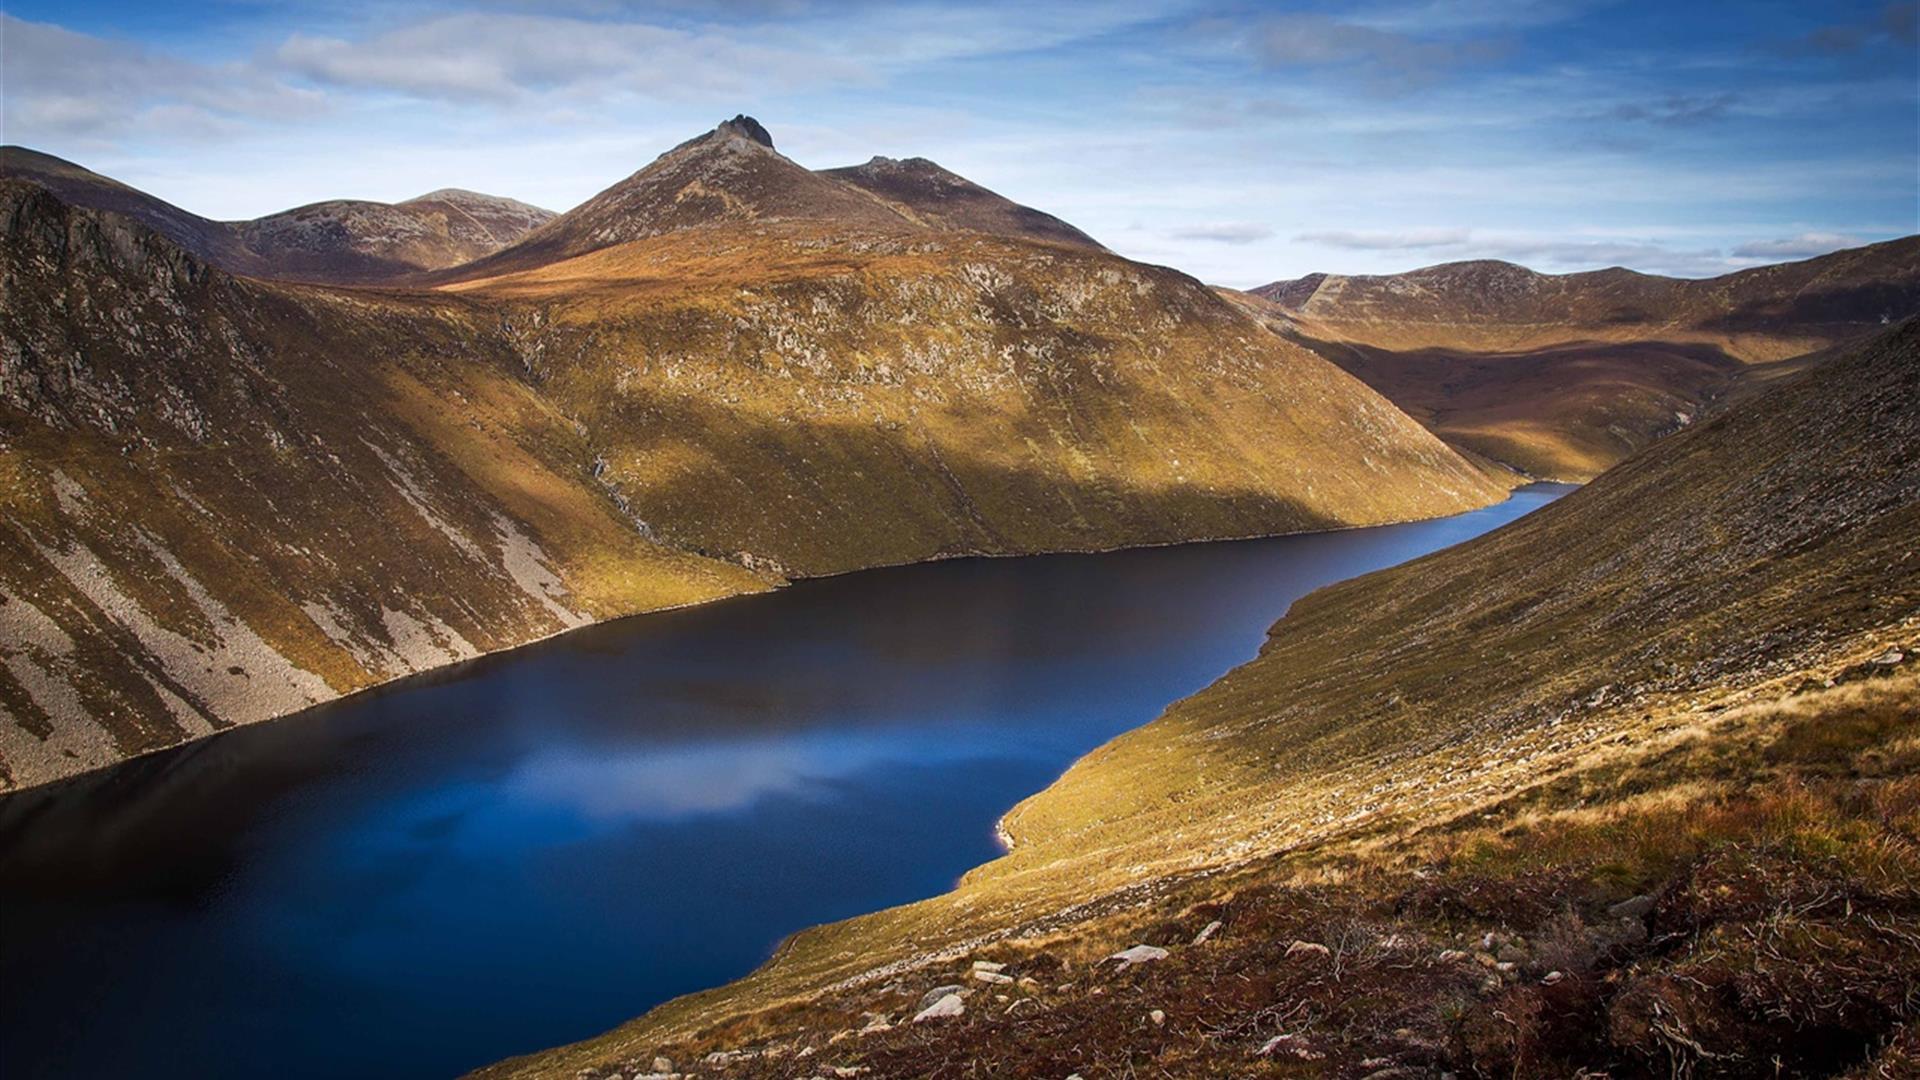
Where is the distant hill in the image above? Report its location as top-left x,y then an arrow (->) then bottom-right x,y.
0,146 -> 555,284
1234,239 -> 1920,478
0,117 -> 1505,791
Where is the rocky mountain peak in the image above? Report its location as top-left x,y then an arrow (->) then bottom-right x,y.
715,114 -> 774,149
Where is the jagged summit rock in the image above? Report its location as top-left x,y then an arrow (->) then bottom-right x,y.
718,114 -> 774,148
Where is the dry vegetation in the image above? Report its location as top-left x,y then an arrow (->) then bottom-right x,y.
1231,239 -> 1920,480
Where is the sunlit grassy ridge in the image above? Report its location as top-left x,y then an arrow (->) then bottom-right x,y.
479,321 -> 1917,1078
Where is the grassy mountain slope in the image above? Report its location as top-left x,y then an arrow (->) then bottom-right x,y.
0,120 -> 1507,791
0,146 -> 555,284
821,156 -> 1103,251
483,320 -> 1918,1079
1236,238 -> 1920,479
0,179 -> 762,789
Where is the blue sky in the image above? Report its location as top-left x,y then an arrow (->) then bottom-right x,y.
2,0 -> 1914,285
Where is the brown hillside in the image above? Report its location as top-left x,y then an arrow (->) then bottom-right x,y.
1237,238 -> 1920,478
0,120 -> 1507,791
821,156 -> 1103,251
0,146 -> 555,284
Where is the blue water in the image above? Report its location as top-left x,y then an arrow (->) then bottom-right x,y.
0,484 -> 1571,1079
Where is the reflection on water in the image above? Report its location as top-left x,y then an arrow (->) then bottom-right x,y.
0,485 -> 1571,1080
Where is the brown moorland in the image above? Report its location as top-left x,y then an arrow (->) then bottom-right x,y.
1234,241 -> 1920,479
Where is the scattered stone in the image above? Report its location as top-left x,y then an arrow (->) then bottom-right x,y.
1107,944 -> 1169,968
1542,971 -> 1566,985
1495,944 -> 1528,964
974,970 -> 1014,985
1285,940 -> 1332,960
1257,1033 -> 1324,1060
1437,949 -> 1469,963
913,993 -> 965,1023
1017,976 -> 1040,990
652,1058 -> 673,1075
1608,895 -> 1655,920
1149,1009 -> 1166,1026
1193,919 -> 1223,945
971,960 -> 1007,973
1873,648 -> 1905,665
916,985 -> 966,1012
828,1067 -> 867,1078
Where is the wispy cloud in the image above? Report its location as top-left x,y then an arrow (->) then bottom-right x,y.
1290,226 -> 1819,277
1296,227 -> 1473,250
1777,1 -> 1918,55
1242,13 -> 1510,94
0,15 -> 323,141
1168,221 -> 1276,244
1731,232 -> 1866,259
1604,92 -> 1739,126
275,13 -> 869,103
0,0 -> 1910,283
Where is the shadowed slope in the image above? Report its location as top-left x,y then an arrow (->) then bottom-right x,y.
0,146 -> 555,284
1236,238 -> 1920,478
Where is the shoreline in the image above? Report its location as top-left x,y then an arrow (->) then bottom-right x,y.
0,479 -> 1538,801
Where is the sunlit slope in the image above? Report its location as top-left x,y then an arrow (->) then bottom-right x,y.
477,320 -> 1917,1078
1236,238 -> 1920,478
451,221 -> 1506,576
0,120 -> 1509,790
0,180 -> 762,790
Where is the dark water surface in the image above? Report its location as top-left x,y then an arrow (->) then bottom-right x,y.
0,485 -> 1570,1079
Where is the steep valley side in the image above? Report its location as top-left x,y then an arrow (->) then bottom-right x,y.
0,146 -> 1505,791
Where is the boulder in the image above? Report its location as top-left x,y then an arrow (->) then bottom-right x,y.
915,984 -> 965,1012
1107,944 -> 1169,968
1608,894 -> 1655,920
912,993 -> 965,1023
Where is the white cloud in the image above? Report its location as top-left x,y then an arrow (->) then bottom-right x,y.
0,15 -> 322,142
1295,227 -> 1473,250
274,13 -> 867,103
1244,13 -> 1510,94
1731,231 -> 1864,259
1168,221 -> 1276,244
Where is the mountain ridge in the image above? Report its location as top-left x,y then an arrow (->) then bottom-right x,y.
0,145 -> 558,285
1235,235 -> 1920,479
0,120 -> 1508,791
